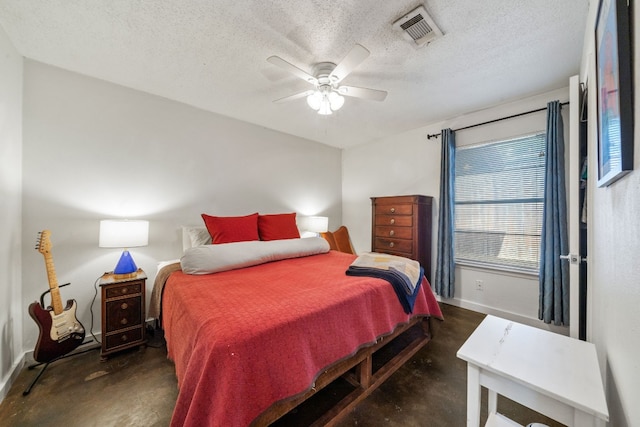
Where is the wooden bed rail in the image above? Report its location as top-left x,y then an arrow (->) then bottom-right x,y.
251,316 -> 433,426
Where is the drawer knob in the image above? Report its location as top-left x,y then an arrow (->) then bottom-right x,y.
121,302 -> 128,310
389,230 -> 395,236
121,334 -> 127,341
121,287 -> 128,294
389,242 -> 395,248
390,219 -> 395,225
390,207 -> 395,213
120,318 -> 128,325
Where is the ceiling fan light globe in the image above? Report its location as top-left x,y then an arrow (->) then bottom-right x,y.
306,91 -> 322,110
329,92 -> 344,111
318,100 -> 333,115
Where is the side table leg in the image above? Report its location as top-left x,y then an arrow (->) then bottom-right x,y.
574,410 -> 606,427
467,364 -> 481,427
488,389 -> 498,414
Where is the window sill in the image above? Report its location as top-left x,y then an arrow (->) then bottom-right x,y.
455,260 -> 539,279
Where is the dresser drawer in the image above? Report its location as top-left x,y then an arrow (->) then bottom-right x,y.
105,327 -> 143,350
105,296 -> 142,332
376,249 -> 414,260
374,204 -> 413,216
105,281 -> 142,299
374,237 -> 414,254
374,226 -> 413,240
374,215 -> 413,227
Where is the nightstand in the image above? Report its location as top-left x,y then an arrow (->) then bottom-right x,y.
99,269 -> 147,360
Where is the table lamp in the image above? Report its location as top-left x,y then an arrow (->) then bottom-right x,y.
300,216 -> 329,237
99,219 -> 149,277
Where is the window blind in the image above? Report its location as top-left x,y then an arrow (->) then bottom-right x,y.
454,133 -> 546,273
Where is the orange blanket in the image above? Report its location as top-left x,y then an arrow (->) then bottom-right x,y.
162,250 -> 443,426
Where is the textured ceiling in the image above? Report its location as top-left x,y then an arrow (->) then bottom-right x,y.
0,0 -> 589,148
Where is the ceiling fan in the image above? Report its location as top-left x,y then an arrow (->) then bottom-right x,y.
267,44 -> 388,115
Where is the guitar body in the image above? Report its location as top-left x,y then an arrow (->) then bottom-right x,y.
29,299 -> 85,363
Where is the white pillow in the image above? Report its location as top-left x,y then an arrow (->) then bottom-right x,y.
157,259 -> 180,273
181,226 -> 211,252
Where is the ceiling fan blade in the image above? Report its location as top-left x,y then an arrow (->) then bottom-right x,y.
267,56 -> 318,86
329,44 -> 370,84
273,89 -> 315,104
338,85 -> 387,102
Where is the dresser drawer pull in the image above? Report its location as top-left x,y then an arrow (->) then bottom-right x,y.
121,287 -> 128,294
389,230 -> 395,236
121,302 -> 128,310
389,242 -> 395,248
390,207 -> 395,213
390,218 -> 395,225
121,334 -> 128,341
120,318 -> 128,325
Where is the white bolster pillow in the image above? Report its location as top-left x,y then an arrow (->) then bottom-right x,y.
180,237 -> 330,275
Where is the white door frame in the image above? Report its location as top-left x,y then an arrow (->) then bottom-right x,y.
568,74 -> 581,339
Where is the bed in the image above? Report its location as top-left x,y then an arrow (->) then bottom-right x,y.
151,233 -> 443,426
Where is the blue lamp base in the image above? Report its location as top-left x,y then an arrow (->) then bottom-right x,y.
114,250 -> 138,275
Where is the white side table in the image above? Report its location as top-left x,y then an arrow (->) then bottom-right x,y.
457,315 -> 608,427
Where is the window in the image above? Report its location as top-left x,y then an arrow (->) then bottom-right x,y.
454,133 -> 545,274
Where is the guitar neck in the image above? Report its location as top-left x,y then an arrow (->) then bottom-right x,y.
43,252 -> 64,315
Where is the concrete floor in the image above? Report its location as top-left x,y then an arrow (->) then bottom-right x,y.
0,304 -> 563,426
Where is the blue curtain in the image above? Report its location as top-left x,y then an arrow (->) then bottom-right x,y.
434,128 -> 456,298
539,101 -> 569,325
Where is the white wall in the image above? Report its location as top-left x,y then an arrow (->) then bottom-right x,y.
583,2 -> 640,426
0,25 -> 23,400
21,61 -> 343,353
343,88 -> 571,330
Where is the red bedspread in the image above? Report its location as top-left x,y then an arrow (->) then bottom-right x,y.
162,250 -> 442,427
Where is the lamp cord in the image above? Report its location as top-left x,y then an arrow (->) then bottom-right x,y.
89,276 -> 102,345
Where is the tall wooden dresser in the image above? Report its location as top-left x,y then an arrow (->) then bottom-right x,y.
371,195 -> 433,280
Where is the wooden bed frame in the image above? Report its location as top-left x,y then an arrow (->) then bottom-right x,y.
156,236 -> 443,426
251,315 -> 434,426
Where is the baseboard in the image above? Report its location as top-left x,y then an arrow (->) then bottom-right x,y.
0,351 -> 26,403
439,297 -> 569,335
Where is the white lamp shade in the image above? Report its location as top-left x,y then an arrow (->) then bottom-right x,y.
303,216 -> 329,233
99,220 -> 149,248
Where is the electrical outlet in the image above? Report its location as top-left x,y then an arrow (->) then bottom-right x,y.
475,280 -> 484,291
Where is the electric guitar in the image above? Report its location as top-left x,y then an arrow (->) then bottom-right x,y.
29,230 -> 85,363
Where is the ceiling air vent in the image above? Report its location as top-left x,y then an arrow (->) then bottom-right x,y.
393,5 -> 443,48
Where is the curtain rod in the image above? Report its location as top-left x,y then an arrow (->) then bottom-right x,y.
426,101 -> 570,140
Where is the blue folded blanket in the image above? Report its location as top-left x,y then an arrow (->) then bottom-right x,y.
346,264 -> 424,314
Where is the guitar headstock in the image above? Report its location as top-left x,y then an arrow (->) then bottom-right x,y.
36,230 -> 52,255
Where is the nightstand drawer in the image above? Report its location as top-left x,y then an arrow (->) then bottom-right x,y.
105,281 -> 142,298
374,237 -> 413,253
105,296 -> 142,332
105,327 -> 143,350
374,226 -> 413,239
374,204 -> 413,216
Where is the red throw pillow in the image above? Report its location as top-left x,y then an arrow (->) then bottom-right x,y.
258,213 -> 300,241
201,213 -> 259,244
